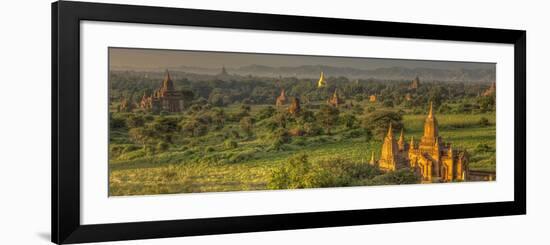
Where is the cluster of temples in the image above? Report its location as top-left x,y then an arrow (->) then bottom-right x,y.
275,72 -> 347,111
372,102 -> 470,182
274,88 -> 301,115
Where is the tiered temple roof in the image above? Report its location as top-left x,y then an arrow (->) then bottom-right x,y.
378,123 -> 400,171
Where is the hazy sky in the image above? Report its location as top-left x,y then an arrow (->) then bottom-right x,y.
109,47 -> 495,71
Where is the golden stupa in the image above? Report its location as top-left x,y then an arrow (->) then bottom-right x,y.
317,71 -> 327,88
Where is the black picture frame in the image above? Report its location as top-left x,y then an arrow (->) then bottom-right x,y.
52,1 -> 526,244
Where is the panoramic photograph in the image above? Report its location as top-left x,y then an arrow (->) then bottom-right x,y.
108,48 -> 497,196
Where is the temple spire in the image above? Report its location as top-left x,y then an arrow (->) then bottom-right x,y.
379,122 -> 399,171
164,69 -> 171,81
387,122 -> 393,138
162,69 -> 174,91
410,136 -> 415,149
428,101 -> 434,118
397,128 -> 406,151
317,71 -> 327,88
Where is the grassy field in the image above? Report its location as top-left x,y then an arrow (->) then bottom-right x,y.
108,104 -> 496,196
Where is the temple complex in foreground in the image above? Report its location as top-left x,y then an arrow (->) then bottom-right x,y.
374,102 -> 470,182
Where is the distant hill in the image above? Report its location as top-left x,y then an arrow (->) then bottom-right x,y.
111,64 -> 495,83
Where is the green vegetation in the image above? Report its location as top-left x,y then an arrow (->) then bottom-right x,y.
108,71 -> 496,196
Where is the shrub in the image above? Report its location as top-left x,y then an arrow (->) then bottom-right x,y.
300,110 -> 316,123
128,127 -> 154,146
156,141 -> 170,152
272,112 -> 288,129
340,114 -> 358,129
288,128 -> 305,136
362,110 -> 403,138
110,113 -> 126,129
240,116 -> 254,136
272,128 -> 290,143
383,100 -> 394,108
303,122 -> 322,136
367,169 -> 420,185
268,153 -> 314,189
268,155 -> 382,189
475,143 -> 494,153
316,105 -> 340,135
115,148 -> 146,160
316,158 -> 381,185
291,137 -> 307,146
452,103 -> 474,114
228,150 -> 256,163
224,140 -> 238,150
478,117 -> 490,127
308,136 -> 330,144
126,114 -> 145,128
144,144 -> 156,156
438,104 -> 452,114
342,129 -> 365,139
109,144 -> 126,158
211,108 -> 226,129
151,116 -> 180,142
268,129 -> 291,151
182,117 -> 208,137
257,106 -> 276,120
477,95 -> 495,112
365,106 -> 376,113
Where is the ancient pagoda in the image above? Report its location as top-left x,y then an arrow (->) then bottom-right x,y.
275,89 -> 287,107
409,76 -> 420,89
118,95 -> 134,112
378,123 -> 400,171
482,82 -> 496,96
369,95 -> 377,103
288,97 -> 301,115
317,71 -> 327,88
139,92 -> 153,110
327,89 -> 344,107
139,70 -> 184,113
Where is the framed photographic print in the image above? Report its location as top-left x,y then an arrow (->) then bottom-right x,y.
52,1 -> 526,244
